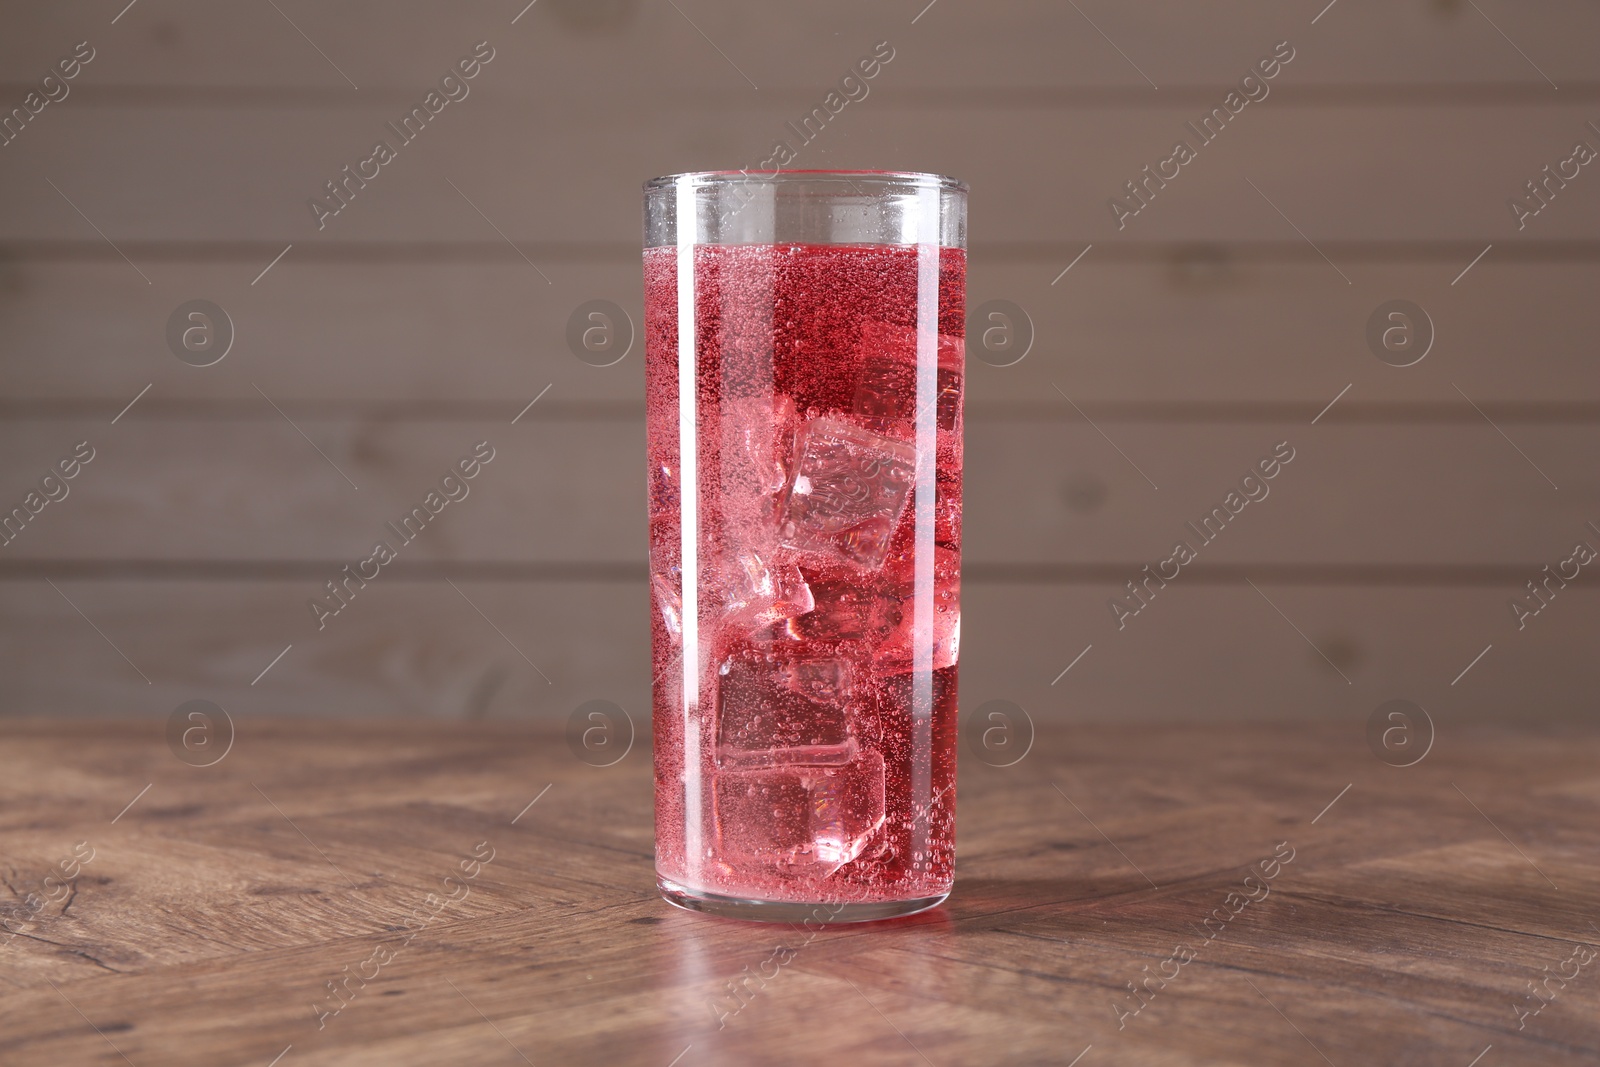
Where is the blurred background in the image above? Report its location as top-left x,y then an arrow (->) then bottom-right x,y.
1,0 -> 1595,728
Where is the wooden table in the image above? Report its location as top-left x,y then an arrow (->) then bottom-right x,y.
1,719 -> 1596,1066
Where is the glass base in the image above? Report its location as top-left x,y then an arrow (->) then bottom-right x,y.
658,877 -> 949,924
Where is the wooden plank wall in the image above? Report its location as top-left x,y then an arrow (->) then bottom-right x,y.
1,0 -> 1596,725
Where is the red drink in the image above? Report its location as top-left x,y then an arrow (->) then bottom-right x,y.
646,229 -> 966,919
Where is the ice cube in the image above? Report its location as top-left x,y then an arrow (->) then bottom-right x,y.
778,417 -> 917,570
712,751 -> 886,873
852,353 -> 914,426
721,550 -> 814,633
936,368 -> 961,432
870,546 -> 961,676
852,322 -> 964,433
720,394 -> 799,504
780,575 -> 894,644
934,467 -> 961,550
651,567 -> 683,647
873,596 -> 960,676
714,651 -> 853,768
780,657 -> 853,704
805,752 -> 886,866
650,462 -> 680,513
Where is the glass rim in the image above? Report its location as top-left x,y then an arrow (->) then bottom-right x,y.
643,169 -> 967,194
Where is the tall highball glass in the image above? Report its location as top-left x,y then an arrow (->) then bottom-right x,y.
644,171 -> 967,922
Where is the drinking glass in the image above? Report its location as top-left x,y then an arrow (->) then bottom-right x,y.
644,171 -> 967,922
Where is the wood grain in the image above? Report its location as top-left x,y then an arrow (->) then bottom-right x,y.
0,719 -> 1595,1065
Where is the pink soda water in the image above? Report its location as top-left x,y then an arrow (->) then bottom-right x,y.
645,241 -> 965,908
